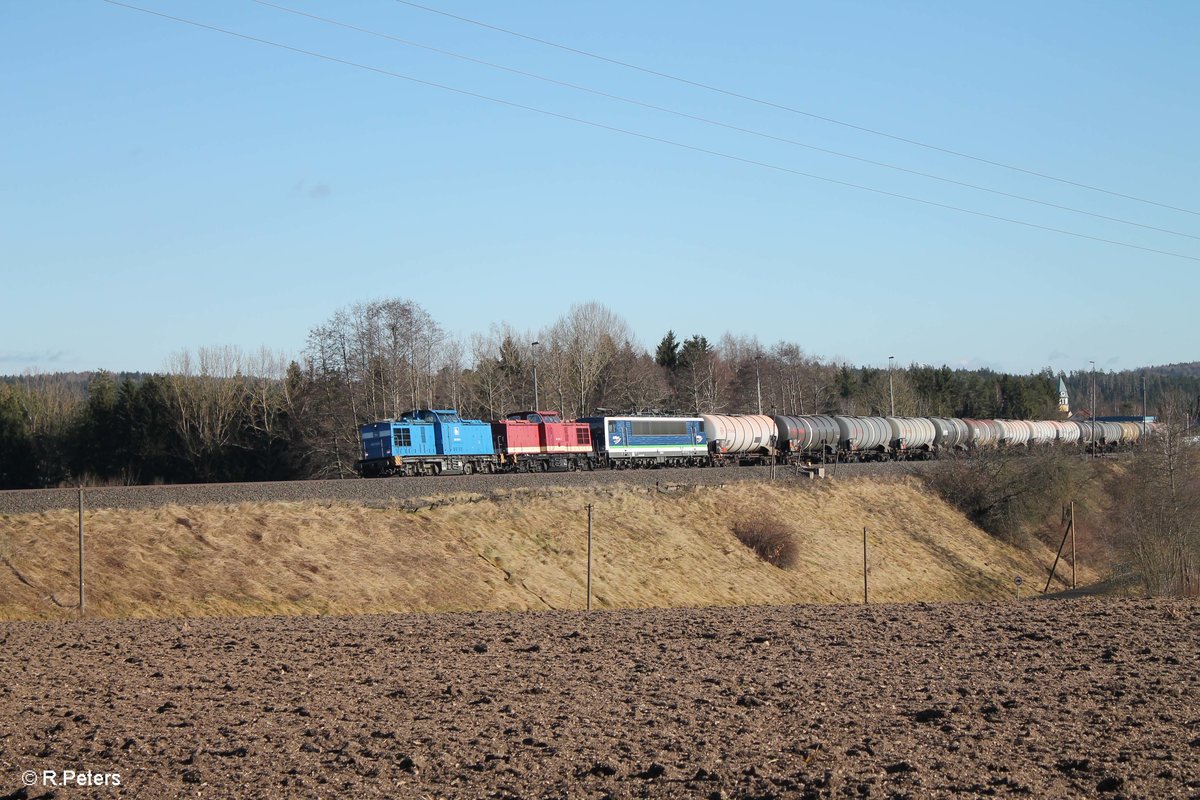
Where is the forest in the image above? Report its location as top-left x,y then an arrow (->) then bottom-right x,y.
2,299 -> 1198,489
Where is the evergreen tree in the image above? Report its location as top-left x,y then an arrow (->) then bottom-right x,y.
0,385 -> 37,488
655,330 -> 679,370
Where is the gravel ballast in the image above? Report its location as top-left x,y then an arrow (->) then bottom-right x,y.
0,461 -> 924,514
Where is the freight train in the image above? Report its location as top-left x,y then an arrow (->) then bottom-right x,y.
354,409 -> 1148,477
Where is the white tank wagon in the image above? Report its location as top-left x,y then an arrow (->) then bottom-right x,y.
885,417 -> 937,453
996,419 -> 1032,446
1117,422 -> 1142,444
833,416 -> 891,456
773,415 -> 840,455
930,417 -> 970,450
963,419 -> 1000,448
1049,420 -> 1080,444
1098,421 -> 1125,445
1027,420 -> 1058,446
701,414 -> 777,455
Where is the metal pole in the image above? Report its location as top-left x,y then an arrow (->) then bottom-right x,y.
888,356 -> 895,416
1090,360 -> 1097,457
531,341 -> 540,411
755,357 -> 763,415
1142,373 -> 1147,440
586,504 -> 593,611
78,487 -> 84,618
862,527 -> 868,605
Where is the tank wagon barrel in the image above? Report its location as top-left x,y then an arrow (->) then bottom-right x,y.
1027,420 -> 1057,446
1117,421 -> 1141,444
963,419 -> 999,448
885,416 -> 936,453
833,416 -> 891,458
930,417 -> 970,450
773,415 -> 840,456
996,419 -> 1032,446
1049,420 -> 1080,444
702,414 -> 777,456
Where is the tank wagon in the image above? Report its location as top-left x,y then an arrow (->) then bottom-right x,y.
1026,420 -> 1057,445
773,415 -> 840,458
886,416 -> 937,455
355,407 -> 1152,477
930,417 -> 970,450
996,419 -> 1032,447
1049,420 -> 1080,444
702,414 -> 777,464
834,416 -> 891,459
963,419 -> 1001,448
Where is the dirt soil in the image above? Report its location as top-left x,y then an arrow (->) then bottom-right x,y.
1,599 -> 1197,799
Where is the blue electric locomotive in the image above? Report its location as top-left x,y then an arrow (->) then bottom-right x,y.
579,415 -> 708,467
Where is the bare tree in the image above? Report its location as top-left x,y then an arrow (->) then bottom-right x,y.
161,346 -> 248,479
545,303 -> 632,417
596,342 -> 670,413
464,330 -> 516,420
1113,406 -> 1200,596
299,298 -> 446,476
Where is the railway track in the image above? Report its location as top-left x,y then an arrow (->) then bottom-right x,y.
0,461 -> 928,514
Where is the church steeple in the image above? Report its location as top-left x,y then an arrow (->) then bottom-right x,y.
1057,376 -> 1070,416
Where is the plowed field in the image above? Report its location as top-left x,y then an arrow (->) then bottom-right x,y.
2,599 -> 1197,799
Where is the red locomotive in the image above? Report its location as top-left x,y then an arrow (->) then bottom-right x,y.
492,411 -> 594,472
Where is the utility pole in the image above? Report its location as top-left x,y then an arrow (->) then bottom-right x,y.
531,340 -> 540,411
1142,372 -> 1148,440
1090,360 -> 1097,457
888,356 -> 895,416
755,355 -> 763,415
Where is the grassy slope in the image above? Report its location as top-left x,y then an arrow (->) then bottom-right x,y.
0,477 -> 1100,620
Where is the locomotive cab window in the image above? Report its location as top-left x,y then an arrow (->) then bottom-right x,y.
631,420 -> 688,437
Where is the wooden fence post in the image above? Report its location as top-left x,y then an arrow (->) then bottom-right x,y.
586,504 -> 593,611
78,486 -> 85,618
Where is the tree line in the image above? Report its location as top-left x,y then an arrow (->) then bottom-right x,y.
2,297 -> 1198,489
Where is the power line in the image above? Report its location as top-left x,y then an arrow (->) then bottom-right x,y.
255,0 -> 1199,243
99,0 -> 1200,263
393,0 -> 1200,218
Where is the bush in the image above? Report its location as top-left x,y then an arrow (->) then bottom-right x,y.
731,515 -> 799,568
1110,418 -> 1200,596
923,448 -> 1092,546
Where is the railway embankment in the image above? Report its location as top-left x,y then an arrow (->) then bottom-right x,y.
0,476 -> 1102,620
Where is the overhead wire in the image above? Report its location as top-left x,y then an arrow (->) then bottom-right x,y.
393,0 -> 1200,218
98,0 -> 1200,263
254,0 -> 1200,243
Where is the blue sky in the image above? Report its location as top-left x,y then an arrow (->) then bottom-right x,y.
3,0 -> 1197,376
